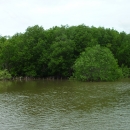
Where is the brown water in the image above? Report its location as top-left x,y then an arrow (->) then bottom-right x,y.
0,79 -> 130,130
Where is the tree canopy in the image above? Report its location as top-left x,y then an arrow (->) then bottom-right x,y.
0,24 -> 129,81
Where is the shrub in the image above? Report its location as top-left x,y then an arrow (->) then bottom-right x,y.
0,69 -> 12,80
73,45 -> 123,81
121,65 -> 130,78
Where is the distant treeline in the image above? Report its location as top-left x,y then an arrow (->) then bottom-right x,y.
0,24 -> 130,80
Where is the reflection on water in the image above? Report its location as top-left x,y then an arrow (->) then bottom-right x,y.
0,79 -> 130,130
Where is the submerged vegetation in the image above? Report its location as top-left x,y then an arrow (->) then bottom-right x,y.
0,24 -> 130,81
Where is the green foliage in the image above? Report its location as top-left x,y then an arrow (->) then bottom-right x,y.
67,25 -> 92,55
48,34 -> 75,77
117,41 -> 130,67
73,45 -> 123,81
121,65 -> 130,78
0,69 -> 11,80
0,25 -> 130,80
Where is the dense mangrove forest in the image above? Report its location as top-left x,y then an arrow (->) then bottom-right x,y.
0,24 -> 130,81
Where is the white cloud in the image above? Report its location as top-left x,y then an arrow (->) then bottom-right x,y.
0,0 -> 130,36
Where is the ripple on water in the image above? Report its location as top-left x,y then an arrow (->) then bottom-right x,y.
0,80 -> 130,130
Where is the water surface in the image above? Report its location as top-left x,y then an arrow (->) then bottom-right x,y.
0,79 -> 130,130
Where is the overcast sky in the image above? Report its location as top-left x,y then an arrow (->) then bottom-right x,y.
0,0 -> 130,36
